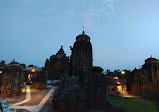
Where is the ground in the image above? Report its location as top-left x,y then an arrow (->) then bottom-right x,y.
0,87 -> 26,104
0,85 -> 56,112
1,84 -> 158,112
20,87 -> 50,106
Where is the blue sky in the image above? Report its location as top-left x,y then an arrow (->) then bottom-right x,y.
1,0 -> 159,71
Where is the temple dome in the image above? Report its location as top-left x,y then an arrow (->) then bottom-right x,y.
76,31 -> 90,41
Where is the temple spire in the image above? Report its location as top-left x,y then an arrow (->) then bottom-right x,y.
82,26 -> 85,35
150,55 -> 152,58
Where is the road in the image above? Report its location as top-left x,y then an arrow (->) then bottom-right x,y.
12,85 -> 31,106
11,86 -> 56,112
117,81 -> 137,98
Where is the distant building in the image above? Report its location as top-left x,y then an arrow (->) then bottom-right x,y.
142,57 -> 159,90
24,66 -> 47,89
129,56 -> 159,96
45,46 -> 69,79
105,75 -> 119,97
1,64 -> 24,97
129,68 -> 143,96
0,64 -> 7,94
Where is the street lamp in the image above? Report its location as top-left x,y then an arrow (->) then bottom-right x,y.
0,71 -> 2,74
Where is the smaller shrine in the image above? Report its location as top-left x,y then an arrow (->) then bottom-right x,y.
1,64 -> 24,97
24,66 -> 47,89
53,74 -> 87,112
53,66 -> 107,112
45,46 -> 69,80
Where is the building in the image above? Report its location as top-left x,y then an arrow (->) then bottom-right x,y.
1,64 -> 24,97
128,56 -> 159,96
105,75 -> 119,97
24,66 -> 47,89
53,74 -> 87,112
52,31 -> 107,111
0,64 -> 7,94
129,68 -> 143,96
142,57 -> 159,90
70,31 -> 93,75
45,46 -> 69,79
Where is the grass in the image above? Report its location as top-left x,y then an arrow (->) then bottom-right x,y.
107,97 -> 158,112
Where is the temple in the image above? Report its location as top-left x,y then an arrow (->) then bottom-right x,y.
128,56 -> 159,96
45,31 -> 93,79
52,31 -> 107,111
70,30 -> 93,75
45,46 -> 69,79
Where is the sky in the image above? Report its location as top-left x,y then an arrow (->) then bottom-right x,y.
1,0 -> 159,71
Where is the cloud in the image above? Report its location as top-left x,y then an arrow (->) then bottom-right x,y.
95,0 -> 118,14
41,6 -> 75,21
83,0 -> 119,28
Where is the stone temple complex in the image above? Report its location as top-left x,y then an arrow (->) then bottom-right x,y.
51,31 -> 107,112
45,31 -> 93,79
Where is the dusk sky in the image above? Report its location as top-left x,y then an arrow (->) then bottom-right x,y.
1,0 -> 159,71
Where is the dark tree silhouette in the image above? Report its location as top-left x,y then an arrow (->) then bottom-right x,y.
28,64 -> 34,67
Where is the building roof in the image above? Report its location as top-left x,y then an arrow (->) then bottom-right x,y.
76,31 -> 90,41
145,57 -> 158,63
8,64 -> 24,69
24,66 -> 42,72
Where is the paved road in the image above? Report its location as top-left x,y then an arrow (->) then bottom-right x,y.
12,85 -> 31,106
39,94 -> 54,112
117,81 -> 138,98
11,86 -> 56,112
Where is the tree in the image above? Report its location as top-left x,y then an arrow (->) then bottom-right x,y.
28,64 -> 34,67
0,60 -> 5,65
20,64 -> 26,69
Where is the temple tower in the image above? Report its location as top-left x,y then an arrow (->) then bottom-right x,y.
70,31 -> 93,75
142,56 -> 159,89
45,46 -> 69,79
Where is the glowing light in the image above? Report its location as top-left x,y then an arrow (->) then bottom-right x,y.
26,89 -> 30,92
28,74 -> 31,81
113,76 -> 118,80
121,71 -> 125,75
32,69 -> 35,72
0,71 -> 2,73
